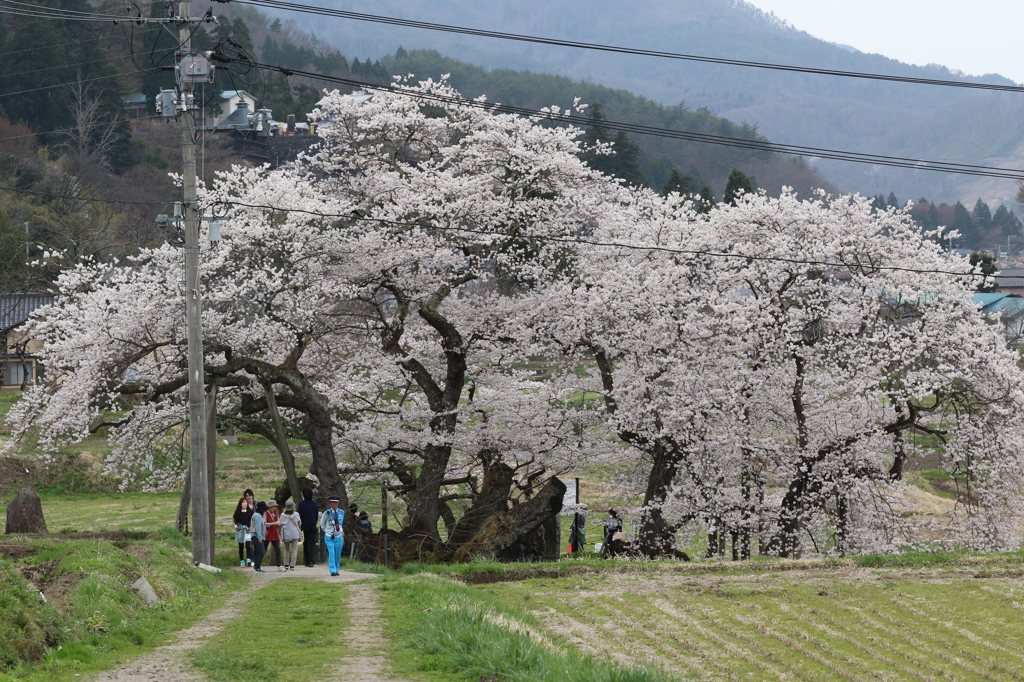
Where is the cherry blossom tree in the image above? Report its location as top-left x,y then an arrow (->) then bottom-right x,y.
6,78 -> 616,558
9,76 -> 1024,563
532,188 -> 1024,558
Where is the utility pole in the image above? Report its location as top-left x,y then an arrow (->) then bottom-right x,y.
179,0 -> 211,566
127,2 -> 221,564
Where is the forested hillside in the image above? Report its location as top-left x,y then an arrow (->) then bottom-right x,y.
378,48 -> 831,196
271,0 -> 1024,203
0,0 -> 837,298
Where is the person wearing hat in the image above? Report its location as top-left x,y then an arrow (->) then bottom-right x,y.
604,508 -> 623,549
280,499 -> 302,571
265,499 -> 284,571
320,495 -> 345,576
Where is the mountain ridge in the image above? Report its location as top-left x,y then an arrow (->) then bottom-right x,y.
268,0 -> 1024,204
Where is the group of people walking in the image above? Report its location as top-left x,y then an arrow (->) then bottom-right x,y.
231,487 -> 373,575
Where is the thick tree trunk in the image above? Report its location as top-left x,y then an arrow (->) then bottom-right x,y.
636,442 -> 682,558
401,444 -> 450,547
452,477 -> 566,562
766,471 -> 809,558
304,407 -> 355,536
445,458 -> 513,548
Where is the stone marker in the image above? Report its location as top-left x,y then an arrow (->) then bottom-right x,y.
5,487 -> 47,534
130,576 -> 160,605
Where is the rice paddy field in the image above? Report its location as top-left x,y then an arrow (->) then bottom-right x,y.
477,564 -> 1024,681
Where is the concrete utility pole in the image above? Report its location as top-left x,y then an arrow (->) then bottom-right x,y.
179,0 -> 211,565
136,2 -> 221,564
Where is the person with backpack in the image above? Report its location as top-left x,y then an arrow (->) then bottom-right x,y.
321,495 -> 345,576
250,501 -> 268,573
297,487 -> 320,568
280,499 -> 302,571
264,499 -> 284,571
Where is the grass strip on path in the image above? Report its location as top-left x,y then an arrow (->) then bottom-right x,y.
191,578 -> 350,682
377,572 -> 682,682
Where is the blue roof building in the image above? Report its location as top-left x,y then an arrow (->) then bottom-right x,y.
972,292 -> 1024,346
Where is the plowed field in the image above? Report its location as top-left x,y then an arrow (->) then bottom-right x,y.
481,566 -> 1024,681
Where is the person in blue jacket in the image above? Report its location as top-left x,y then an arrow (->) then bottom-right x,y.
250,500 -> 268,573
321,495 -> 345,576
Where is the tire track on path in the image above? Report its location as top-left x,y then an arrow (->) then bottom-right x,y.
332,580 -> 413,682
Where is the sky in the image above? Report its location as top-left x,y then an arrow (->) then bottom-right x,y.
747,0 -> 1024,83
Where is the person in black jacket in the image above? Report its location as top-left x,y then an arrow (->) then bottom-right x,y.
297,487 -> 320,567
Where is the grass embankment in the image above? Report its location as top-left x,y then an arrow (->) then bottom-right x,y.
0,528 -> 239,681
378,572 -> 679,682
337,548 -> 1024,585
191,578 -> 350,682
478,565 -> 1024,682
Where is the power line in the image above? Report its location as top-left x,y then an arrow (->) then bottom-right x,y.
0,70 -> 138,98
232,0 -> 1024,95
0,115 -> 164,143
0,27 -> 158,57
0,45 -> 176,79
244,62 -> 1024,181
0,183 -> 984,279
0,1 -> 129,22
0,6 -> 126,23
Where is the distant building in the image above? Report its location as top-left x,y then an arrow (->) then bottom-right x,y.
972,292 -> 1024,346
1,293 -> 54,388
994,268 -> 1024,295
123,93 -> 148,119
215,90 -> 258,126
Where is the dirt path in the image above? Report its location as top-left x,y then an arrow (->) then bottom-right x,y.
332,580 -> 414,682
89,567 -> 390,682
90,585 -> 252,682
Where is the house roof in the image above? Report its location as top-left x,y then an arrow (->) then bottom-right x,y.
123,93 -> 147,105
995,269 -> 1024,289
972,292 -> 1024,319
219,90 -> 255,100
0,293 -> 55,332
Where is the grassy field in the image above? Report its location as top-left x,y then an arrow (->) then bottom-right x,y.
477,563 -> 1024,682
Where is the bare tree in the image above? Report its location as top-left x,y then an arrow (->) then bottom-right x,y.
57,74 -> 122,176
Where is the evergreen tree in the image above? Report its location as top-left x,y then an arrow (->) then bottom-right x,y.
969,251 -> 998,292
661,168 -> 696,196
928,203 -> 940,230
993,204 -> 1022,237
696,185 -> 717,214
972,199 -> 993,233
722,168 -> 753,206
887,191 -> 899,209
952,201 -> 980,248
871,195 -> 888,212
580,103 -> 646,187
